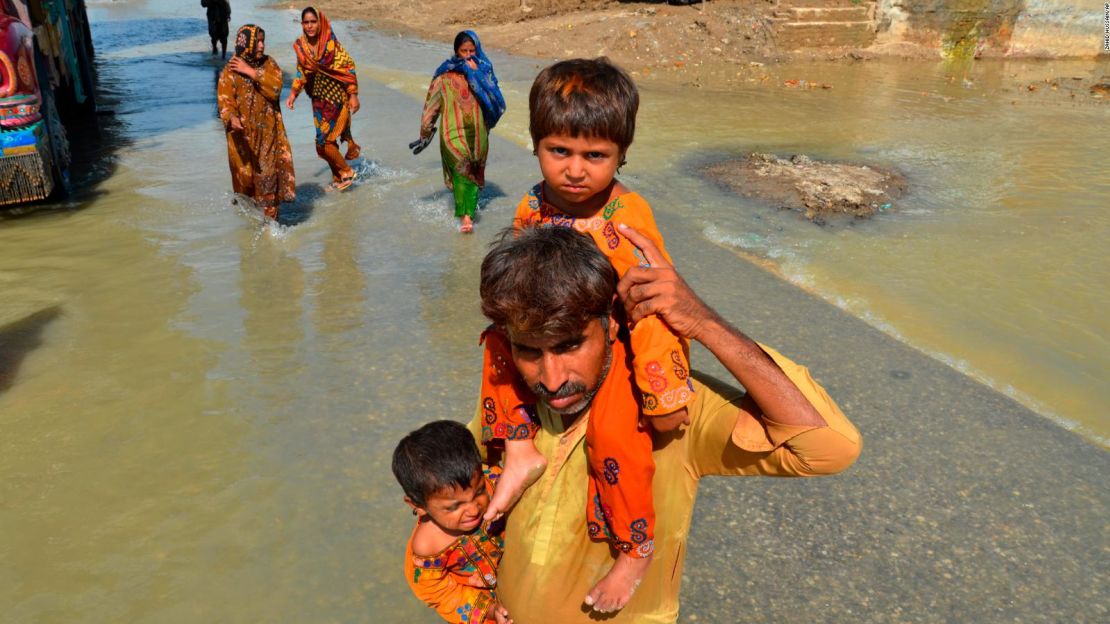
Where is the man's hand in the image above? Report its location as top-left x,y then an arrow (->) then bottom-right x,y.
227,57 -> 257,80
348,93 -> 360,114
621,225 -> 829,430
616,223 -> 718,342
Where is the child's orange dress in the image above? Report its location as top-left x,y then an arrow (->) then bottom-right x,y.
479,183 -> 695,559
404,472 -> 504,624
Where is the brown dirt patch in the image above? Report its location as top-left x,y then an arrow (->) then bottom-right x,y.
704,153 -> 907,223
273,1 -> 784,89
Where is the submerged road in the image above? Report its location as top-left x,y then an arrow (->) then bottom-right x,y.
0,1 -> 1106,622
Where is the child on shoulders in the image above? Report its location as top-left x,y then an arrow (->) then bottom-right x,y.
478,57 -> 695,615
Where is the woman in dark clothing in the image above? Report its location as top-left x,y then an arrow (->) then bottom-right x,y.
201,0 -> 231,58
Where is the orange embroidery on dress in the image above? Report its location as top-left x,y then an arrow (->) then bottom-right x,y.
671,350 -> 688,380
645,361 -> 667,393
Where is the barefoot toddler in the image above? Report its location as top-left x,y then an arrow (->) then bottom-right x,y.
393,420 -> 512,624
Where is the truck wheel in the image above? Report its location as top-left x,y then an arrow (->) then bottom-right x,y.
43,92 -> 70,199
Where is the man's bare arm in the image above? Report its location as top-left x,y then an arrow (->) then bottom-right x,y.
616,223 -> 826,429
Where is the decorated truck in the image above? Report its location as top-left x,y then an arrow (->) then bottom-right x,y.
0,0 -> 94,205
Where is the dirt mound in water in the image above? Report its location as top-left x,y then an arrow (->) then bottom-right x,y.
704,153 -> 907,223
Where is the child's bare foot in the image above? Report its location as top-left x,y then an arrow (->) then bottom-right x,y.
645,407 -> 689,433
583,552 -> 653,614
484,439 -> 546,522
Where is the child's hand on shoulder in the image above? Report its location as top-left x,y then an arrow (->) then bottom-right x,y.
492,601 -> 513,624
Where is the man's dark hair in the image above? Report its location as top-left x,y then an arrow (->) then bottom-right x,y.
529,57 -> 639,154
392,420 -> 482,507
453,31 -> 475,56
481,226 -> 617,338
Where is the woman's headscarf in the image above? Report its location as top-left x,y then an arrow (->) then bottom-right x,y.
234,25 -> 267,68
293,7 -> 357,89
433,30 -> 506,129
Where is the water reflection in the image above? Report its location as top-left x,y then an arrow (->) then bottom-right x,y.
417,233 -> 486,385
238,227 -> 306,412
101,52 -> 225,138
91,17 -> 207,54
313,211 -> 367,337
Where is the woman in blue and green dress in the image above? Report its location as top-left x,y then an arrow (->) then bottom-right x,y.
417,31 -> 505,233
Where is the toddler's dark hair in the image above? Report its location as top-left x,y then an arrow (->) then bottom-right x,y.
529,57 -> 639,154
392,420 -> 482,507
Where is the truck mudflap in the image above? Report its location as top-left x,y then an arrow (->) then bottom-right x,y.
0,119 -> 55,203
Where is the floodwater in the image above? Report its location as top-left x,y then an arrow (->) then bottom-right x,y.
640,58 -> 1110,448
0,0 -> 1106,621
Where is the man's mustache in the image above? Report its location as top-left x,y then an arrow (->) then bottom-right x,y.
532,381 -> 587,400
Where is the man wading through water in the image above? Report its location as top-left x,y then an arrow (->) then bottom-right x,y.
201,0 -> 231,59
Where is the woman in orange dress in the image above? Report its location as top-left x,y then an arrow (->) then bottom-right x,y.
217,24 -> 296,220
286,7 -> 361,191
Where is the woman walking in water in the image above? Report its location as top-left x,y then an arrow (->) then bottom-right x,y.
414,30 -> 505,233
200,0 -> 231,58
286,7 -> 361,192
217,24 -> 296,221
